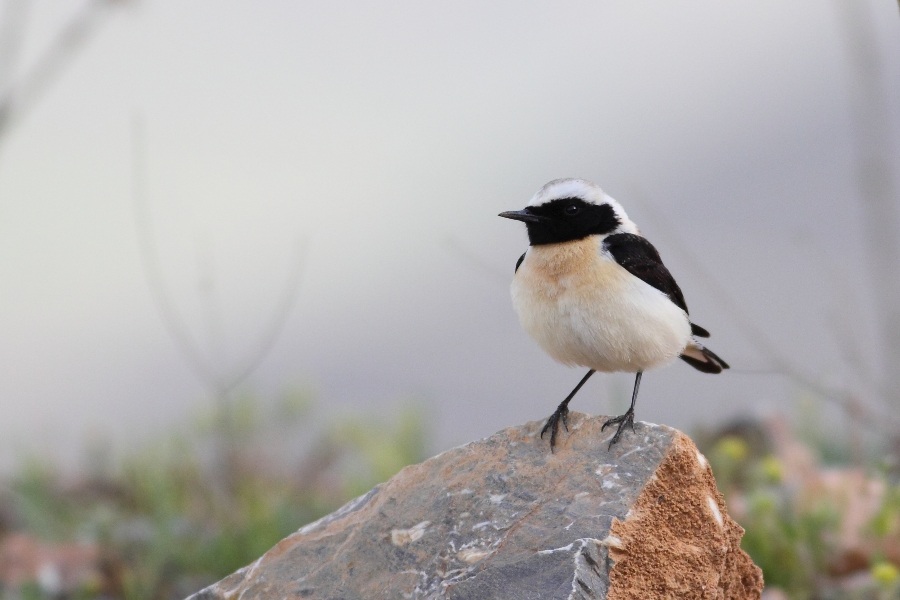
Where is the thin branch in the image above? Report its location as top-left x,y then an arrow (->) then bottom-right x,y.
131,114 -> 307,398
218,235 -> 307,394
0,0 -> 118,140
814,246 -> 878,393
833,0 -> 900,406
0,0 -> 30,95
442,235 -> 510,286
131,114 -> 217,387
194,233 -> 228,381
625,188 -> 900,435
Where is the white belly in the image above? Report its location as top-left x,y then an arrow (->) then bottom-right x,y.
511,239 -> 691,373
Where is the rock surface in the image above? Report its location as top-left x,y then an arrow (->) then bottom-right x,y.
188,413 -> 763,599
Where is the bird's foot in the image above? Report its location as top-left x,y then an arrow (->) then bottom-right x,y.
540,403 -> 570,451
601,408 -> 635,450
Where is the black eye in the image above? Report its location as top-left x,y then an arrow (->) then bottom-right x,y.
564,204 -> 580,216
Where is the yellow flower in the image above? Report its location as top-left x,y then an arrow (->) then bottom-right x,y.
716,436 -> 749,462
759,455 -> 783,483
871,561 -> 899,586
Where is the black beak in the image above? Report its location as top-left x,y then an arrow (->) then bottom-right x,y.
498,209 -> 546,223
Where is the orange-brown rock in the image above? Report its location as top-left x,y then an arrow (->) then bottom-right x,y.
189,413 -> 763,599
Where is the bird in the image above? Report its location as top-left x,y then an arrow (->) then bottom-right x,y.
499,178 -> 728,450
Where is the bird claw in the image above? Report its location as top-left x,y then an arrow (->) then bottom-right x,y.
540,404 -> 570,451
601,409 -> 635,450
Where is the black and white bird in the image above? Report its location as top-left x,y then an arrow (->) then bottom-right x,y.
500,178 -> 728,450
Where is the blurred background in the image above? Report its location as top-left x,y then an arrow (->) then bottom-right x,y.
0,1 -> 899,598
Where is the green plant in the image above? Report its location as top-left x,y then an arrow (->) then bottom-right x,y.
701,422 -> 900,600
0,391 -> 428,599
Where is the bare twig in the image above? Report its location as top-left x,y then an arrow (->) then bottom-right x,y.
131,115 -> 307,400
218,235 -> 307,395
442,236 -> 509,286
626,188 -> 900,435
0,0 -> 29,95
814,246 -> 878,394
131,115 -> 218,386
0,0 -> 119,141
833,0 -> 900,408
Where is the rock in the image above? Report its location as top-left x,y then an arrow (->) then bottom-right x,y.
188,413 -> 763,599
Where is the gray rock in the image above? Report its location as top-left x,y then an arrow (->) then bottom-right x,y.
188,413 -> 763,599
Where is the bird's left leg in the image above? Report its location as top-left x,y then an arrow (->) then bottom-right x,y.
541,369 -> 594,450
601,371 -> 642,449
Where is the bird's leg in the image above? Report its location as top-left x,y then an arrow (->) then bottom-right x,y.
602,371 -> 642,449
541,369 -> 595,450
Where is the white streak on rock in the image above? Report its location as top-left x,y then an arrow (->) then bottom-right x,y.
538,542 -> 575,555
696,450 -> 708,469
599,534 -> 624,550
297,488 -> 376,535
617,446 -> 643,460
565,539 -> 604,600
457,547 -> 495,563
707,496 -> 724,528
221,559 -> 261,600
391,521 -> 431,546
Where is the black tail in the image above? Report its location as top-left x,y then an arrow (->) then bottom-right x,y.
690,322 -> 710,337
680,341 -> 729,374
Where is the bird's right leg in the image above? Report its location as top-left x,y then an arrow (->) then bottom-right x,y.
601,371 -> 642,449
541,369 -> 595,451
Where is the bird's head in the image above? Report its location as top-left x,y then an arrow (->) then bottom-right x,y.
499,178 -> 638,246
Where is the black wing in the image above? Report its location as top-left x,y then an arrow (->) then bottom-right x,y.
603,233 -> 689,314
514,251 -> 526,273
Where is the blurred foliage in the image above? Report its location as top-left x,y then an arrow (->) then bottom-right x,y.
4,395 -> 900,600
740,480 -> 841,596
0,391 -> 427,598
699,416 -> 900,600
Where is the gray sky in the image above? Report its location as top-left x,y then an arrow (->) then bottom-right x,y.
1,0 -> 899,470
